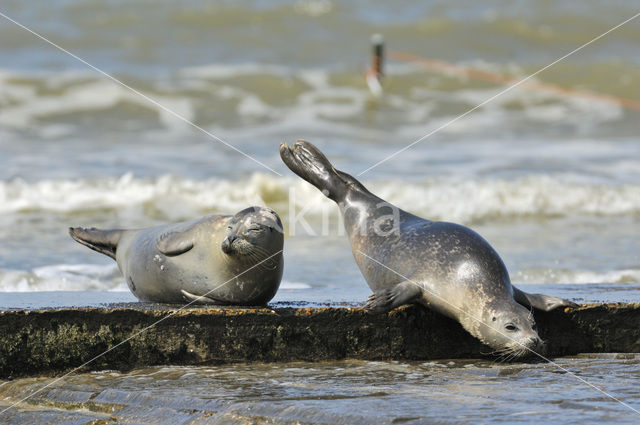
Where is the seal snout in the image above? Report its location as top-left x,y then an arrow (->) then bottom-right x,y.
221,232 -> 258,256
504,335 -> 546,361
221,235 -> 236,254
528,336 -> 546,355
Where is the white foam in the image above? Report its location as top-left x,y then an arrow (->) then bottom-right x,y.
370,176 -> 640,222
0,75 -> 194,130
1,173 -> 640,224
513,268 -> 640,285
280,281 -> 312,290
0,264 -> 125,292
0,62 -> 625,140
236,95 -> 274,118
1,263 -> 636,293
0,265 -> 314,293
293,0 -> 334,17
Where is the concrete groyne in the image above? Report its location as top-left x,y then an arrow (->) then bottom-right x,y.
1,303 -> 639,378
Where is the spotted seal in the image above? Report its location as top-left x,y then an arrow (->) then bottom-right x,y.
70,207 -> 283,305
280,140 -> 576,358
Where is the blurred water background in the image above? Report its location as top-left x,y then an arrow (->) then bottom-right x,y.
1,0 -> 639,422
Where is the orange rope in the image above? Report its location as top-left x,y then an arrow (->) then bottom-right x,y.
388,50 -> 640,112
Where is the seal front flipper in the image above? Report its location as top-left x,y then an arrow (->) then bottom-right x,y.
181,289 -> 220,305
69,227 -> 124,260
364,281 -> 422,313
156,231 -> 195,256
513,286 -> 578,311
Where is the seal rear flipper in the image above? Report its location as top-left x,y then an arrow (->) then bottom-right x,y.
181,289 -> 221,305
364,280 -> 422,313
513,286 -> 578,311
280,140 -> 370,202
69,227 -> 124,260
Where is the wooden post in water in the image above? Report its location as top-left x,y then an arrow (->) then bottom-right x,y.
366,33 -> 384,97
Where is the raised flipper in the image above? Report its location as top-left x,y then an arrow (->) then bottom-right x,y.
157,231 -> 194,257
181,289 -> 220,305
280,140 -> 372,203
69,227 -> 124,260
513,286 -> 578,311
364,281 -> 422,313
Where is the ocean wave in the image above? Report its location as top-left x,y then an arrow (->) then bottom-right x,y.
279,281 -> 312,290
0,262 -> 311,292
513,268 -> 640,285
1,262 -> 636,293
1,173 -> 639,224
0,61 -> 631,138
0,264 -> 126,292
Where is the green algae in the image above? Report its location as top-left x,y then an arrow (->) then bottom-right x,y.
1,303 -> 639,378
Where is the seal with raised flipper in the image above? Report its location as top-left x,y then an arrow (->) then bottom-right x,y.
69,207 -> 284,305
280,140 -> 576,358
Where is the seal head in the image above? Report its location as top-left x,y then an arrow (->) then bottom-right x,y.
221,207 -> 283,259
473,302 -> 544,360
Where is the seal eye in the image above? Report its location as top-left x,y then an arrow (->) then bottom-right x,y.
505,324 -> 517,332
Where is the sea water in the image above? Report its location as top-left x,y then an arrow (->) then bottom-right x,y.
1,0 -> 639,422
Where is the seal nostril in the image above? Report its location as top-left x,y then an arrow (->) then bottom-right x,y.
530,337 -> 543,350
221,236 -> 236,254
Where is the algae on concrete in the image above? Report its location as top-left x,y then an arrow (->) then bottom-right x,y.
1,303 -> 639,378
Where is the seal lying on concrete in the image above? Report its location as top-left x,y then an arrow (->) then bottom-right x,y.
280,140 -> 576,358
70,207 -> 284,305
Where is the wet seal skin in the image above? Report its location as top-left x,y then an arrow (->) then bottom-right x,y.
70,207 -> 284,305
280,140 -> 576,359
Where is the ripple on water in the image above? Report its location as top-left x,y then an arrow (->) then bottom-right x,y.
1,356 -> 640,424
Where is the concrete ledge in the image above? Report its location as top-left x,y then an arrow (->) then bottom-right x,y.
1,303 -> 639,378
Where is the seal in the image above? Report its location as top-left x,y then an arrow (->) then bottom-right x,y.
280,140 -> 576,358
69,206 -> 284,305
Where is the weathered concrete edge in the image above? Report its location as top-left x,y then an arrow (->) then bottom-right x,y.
1,303 -> 639,378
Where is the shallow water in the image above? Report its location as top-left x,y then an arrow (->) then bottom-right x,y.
1,1 -> 640,423
3,283 -> 640,311
2,357 -> 640,424
0,0 -> 639,293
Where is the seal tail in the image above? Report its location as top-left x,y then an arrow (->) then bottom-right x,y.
69,227 -> 124,260
279,140 -> 371,202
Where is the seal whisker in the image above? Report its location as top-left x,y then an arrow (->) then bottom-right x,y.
527,305 -> 535,322
246,247 -> 268,265
482,347 -> 506,357
252,246 -> 280,270
235,244 -> 279,271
